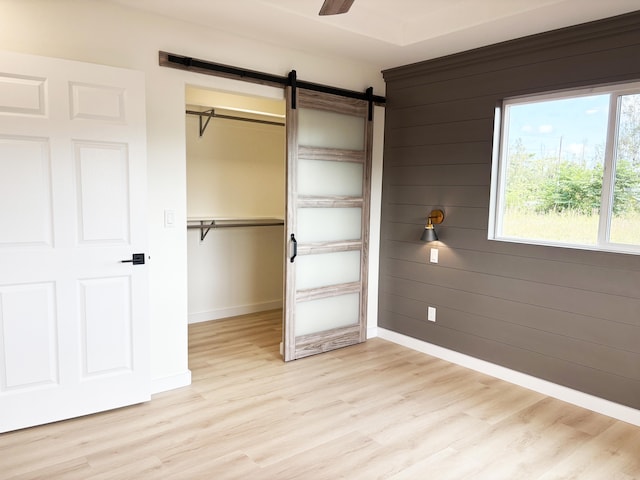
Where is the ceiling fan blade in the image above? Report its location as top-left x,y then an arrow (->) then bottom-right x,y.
319,0 -> 355,16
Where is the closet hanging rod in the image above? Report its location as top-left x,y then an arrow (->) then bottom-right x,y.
186,108 -> 285,136
188,218 -> 284,241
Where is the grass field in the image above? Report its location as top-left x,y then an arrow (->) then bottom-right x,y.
501,210 -> 640,246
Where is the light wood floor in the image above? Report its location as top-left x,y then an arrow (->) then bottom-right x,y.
1,310 -> 640,479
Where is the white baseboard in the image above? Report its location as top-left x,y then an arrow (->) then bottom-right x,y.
188,300 -> 283,324
376,328 -> 640,427
366,326 -> 378,339
151,370 -> 192,395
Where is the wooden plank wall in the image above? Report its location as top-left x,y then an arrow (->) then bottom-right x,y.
379,12 -> 640,409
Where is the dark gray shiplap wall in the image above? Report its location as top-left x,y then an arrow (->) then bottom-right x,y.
380,12 -> 640,409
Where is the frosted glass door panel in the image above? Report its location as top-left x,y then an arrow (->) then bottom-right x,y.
298,160 -> 363,196
296,250 -> 361,290
297,208 -> 362,242
298,108 -> 364,150
284,87 -> 372,361
295,293 -> 359,336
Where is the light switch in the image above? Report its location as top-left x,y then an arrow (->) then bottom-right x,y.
164,209 -> 176,228
430,248 -> 439,263
427,306 -> 436,322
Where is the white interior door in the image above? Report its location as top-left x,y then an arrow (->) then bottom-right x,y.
0,51 -> 149,432
284,88 -> 373,361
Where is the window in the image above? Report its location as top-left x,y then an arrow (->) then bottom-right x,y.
490,82 -> 640,253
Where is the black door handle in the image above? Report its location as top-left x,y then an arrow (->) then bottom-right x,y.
121,253 -> 145,265
290,234 -> 297,263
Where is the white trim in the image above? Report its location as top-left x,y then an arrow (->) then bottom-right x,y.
377,328 -> 640,427
151,370 -> 192,395
366,326 -> 378,339
488,235 -> 640,256
487,103 -> 503,239
188,300 -> 283,324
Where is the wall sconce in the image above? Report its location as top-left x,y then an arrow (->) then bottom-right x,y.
421,209 -> 444,242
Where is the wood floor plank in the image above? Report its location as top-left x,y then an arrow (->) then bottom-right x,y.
1,309 -> 639,479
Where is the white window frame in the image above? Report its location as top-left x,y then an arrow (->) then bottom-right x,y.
489,81 -> 640,255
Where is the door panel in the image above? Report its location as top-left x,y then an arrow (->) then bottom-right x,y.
79,276 -> 132,376
295,250 -> 361,290
1,283 -> 57,389
297,159 -> 363,196
75,141 -> 130,243
0,73 -> 46,115
296,207 -> 362,242
0,51 -> 149,432
70,82 -> 126,122
295,293 -> 360,336
284,88 -> 372,360
298,107 -> 365,149
0,137 -> 52,246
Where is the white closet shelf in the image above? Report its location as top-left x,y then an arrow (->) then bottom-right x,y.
187,217 -> 284,241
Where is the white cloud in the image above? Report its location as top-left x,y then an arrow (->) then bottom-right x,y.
567,143 -> 585,155
538,124 -> 553,134
585,108 -> 599,115
521,125 -> 533,133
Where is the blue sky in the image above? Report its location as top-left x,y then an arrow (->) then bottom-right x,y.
506,94 -> 610,166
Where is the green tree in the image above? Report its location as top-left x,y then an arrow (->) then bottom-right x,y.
618,94 -> 640,167
613,158 -> 640,214
537,161 -> 600,214
504,138 -> 545,210
614,94 -> 640,214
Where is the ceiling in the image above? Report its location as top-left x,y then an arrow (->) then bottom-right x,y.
110,0 -> 640,70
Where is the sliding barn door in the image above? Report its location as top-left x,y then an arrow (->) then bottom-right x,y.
0,51 -> 149,432
283,88 -> 372,361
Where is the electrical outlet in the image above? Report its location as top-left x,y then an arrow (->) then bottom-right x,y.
430,248 -> 438,263
427,306 -> 436,322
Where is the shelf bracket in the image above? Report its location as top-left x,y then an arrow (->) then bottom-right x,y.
200,220 -> 215,241
198,109 -> 215,137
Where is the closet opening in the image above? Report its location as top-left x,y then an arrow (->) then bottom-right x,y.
185,85 -> 286,356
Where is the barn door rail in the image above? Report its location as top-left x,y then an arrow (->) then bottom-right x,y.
160,51 -> 385,116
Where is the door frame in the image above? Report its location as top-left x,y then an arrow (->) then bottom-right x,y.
173,57 -> 384,360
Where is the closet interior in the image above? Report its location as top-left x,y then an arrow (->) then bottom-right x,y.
185,86 -> 286,331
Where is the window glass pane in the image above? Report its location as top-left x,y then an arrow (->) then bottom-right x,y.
298,108 -> 364,150
499,94 -> 609,245
298,159 -> 363,196
610,93 -> 640,245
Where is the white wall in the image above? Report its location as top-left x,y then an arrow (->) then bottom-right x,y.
0,0 -> 385,393
187,227 -> 284,322
185,111 -> 285,219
